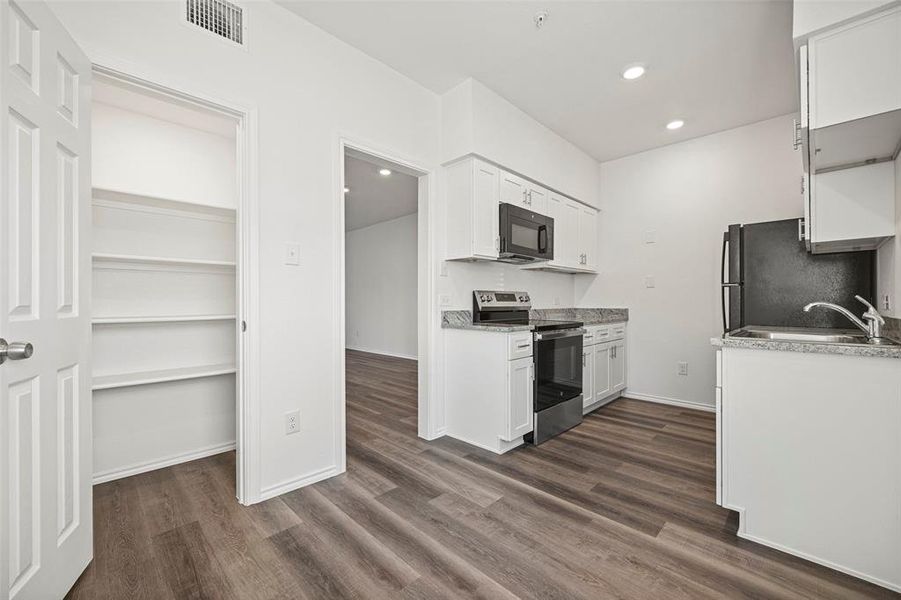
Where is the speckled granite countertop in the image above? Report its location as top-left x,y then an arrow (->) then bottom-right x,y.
712,334 -> 901,359
442,308 -> 628,332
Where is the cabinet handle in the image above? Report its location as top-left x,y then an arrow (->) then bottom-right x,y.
516,342 -> 531,349
495,236 -> 500,251
612,346 -> 617,359
582,352 -> 587,366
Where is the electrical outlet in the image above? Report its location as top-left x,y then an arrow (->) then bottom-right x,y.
554,297 -> 561,306
678,362 -> 688,376
645,276 -> 655,289
643,230 -> 656,244
883,293 -> 892,312
439,294 -> 451,306
439,262 -> 449,277
285,410 -> 300,435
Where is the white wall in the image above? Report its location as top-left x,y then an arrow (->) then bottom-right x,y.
51,0 -> 441,499
346,214 -> 418,359
576,114 -> 803,409
441,78 -> 600,208
92,101 -> 236,208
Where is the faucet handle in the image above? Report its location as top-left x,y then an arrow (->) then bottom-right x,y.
856,295 -> 885,324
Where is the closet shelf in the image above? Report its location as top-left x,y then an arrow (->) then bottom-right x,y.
92,363 -> 237,391
93,314 -> 236,325
92,186 -> 236,219
92,253 -> 236,269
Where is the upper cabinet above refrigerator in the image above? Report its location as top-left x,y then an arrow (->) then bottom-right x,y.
797,5 -> 901,175
795,3 -> 899,254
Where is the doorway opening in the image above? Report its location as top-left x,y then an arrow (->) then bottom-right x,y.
341,147 -> 428,454
89,71 -> 245,496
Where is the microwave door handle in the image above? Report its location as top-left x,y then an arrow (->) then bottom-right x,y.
538,225 -> 548,254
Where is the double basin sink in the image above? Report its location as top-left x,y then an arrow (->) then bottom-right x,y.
727,326 -> 897,346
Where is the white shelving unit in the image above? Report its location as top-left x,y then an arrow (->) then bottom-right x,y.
91,187 -> 237,483
92,363 -> 237,391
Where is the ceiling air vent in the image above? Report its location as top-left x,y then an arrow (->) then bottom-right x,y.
186,0 -> 244,45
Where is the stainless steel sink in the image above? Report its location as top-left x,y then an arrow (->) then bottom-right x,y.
726,326 -> 894,345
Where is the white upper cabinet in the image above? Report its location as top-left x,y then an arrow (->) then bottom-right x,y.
579,205 -> 599,271
810,161 -> 896,252
499,170 -> 529,210
809,8 -> 901,130
801,6 -> 901,174
525,182 -> 548,215
445,157 -> 500,261
445,155 -> 596,268
796,5 -> 899,253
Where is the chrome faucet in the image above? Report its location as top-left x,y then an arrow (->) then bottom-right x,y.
803,295 -> 885,342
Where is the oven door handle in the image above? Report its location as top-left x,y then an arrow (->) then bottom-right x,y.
534,328 -> 585,341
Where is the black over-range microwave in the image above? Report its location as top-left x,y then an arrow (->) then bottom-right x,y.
498,203 -> 554,264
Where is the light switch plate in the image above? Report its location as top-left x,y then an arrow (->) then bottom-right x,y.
643,230 -> 657,244
284,243 -> 300,266
439,262 -> 449,277
645,276 -> 655,288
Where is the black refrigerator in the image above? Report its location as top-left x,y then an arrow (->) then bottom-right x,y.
721,218 -> 875,333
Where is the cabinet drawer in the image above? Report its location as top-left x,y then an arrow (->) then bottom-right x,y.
583,325 -> 610,346
508,332 -> 533,360
609,323 -> 626,340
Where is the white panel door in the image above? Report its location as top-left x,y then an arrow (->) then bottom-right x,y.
0,1 -> 93,598
525,183 -> 548,215
579,206 -> 599,271
472,159 -> 499,259
594,343 -> 612,400
503,357 -> 533,441
499,169 -> 528,209
610,340 -> 626,392
562,199 -> 581,269
581,344 -> 594,408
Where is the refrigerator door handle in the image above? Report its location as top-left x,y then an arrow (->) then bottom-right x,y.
721,233 -> 729,333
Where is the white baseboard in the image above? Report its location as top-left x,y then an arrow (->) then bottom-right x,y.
345,345 -> 418,361
737,530 -> 901,593
92,441 -> 236,485
259,464 -> 343,502
624,391 -> 715,413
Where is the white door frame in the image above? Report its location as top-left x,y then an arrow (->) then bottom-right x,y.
335,136 -> 439,474
89,63 -> 261,505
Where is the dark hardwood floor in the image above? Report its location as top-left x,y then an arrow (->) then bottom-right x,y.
67,349 -> 896,599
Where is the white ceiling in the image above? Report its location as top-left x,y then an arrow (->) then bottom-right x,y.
277,1 -> 798,162
345,154 -> 418,231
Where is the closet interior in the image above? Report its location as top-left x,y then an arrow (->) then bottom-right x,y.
90,75 -> 239,484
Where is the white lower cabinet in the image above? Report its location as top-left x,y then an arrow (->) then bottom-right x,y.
582,345 -> 594,408
593,342 -> 612,400
610,340 -> 626,392
582,323 -> 626,412
445,329 -> 534,454
504,357 -> 534,441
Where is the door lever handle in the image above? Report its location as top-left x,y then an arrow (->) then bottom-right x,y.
0,339 -> 34,365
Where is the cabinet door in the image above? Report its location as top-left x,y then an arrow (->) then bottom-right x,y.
503,357 -> 534,441
579,206 -> 599,271
715,386 -> 723,506
472,159 -> 500,258
610,340 -> 626,392
562,199 -> 582,269
594,343 -> 612,400
809,8 -> 901,129
582,344 -> 594,408
526,183 -> 548,215
499,169 -> 528,209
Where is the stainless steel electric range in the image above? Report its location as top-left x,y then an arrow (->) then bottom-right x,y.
473,290 -> 584,444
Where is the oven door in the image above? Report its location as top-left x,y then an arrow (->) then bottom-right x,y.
533,329 -> 583,412
499,203 -> 554,262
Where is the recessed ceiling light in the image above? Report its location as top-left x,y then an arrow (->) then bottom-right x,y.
379,168 -> 392,176
621,65 -> 646,80
666,119 -> 685,130
343,187 -> 350,193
